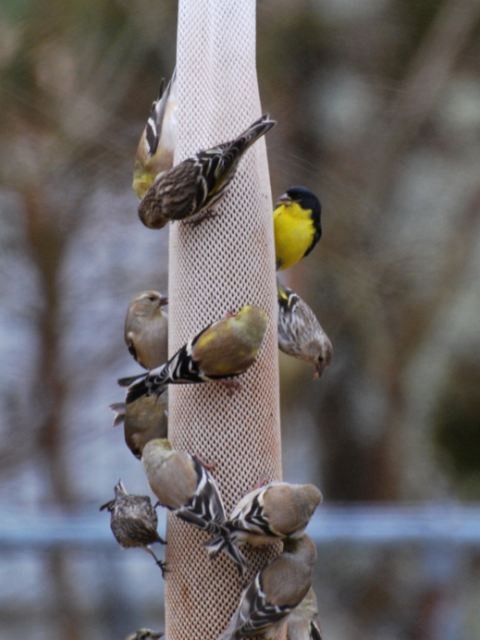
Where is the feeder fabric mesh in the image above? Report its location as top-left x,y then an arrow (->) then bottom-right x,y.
165,1 -> 283,639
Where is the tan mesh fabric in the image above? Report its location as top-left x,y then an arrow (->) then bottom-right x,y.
165,1 -> 282,638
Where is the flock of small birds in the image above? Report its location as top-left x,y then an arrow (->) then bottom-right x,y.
102,68 -> 331,640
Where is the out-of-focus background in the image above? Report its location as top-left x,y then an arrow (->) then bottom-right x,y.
1,0 -> 480,638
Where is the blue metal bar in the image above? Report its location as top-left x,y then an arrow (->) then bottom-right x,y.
1,505 -> 480,548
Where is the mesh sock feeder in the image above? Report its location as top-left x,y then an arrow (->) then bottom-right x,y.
166,0 -> 282,638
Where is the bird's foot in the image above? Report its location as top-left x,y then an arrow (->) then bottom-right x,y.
184,208 -> 217,227
215,378 -> 242,396
193,453 -> 216,472
253,477 -> 270,490
157,560 -> 169,579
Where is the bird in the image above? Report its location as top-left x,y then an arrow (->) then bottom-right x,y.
133,70 -> 177,200
110,391 -> 168,459
142,438 -> 246,574
124,290 -> 168,370
125,629 -> 163,640
99,480 -> 167,577
273,186 -> 322,271
219,535 -> 317,640
206,482 -> 322,558
138,114 -> 276,229
277,282 -> 333,378
118,305 -> 268,404
287,587 -> 322,640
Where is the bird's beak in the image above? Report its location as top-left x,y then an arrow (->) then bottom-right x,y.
99,500 -> 113,512
276,193 -> 292,206
159,295 -> 169,307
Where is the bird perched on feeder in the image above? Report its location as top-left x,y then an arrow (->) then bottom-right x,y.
138,114 -> 276,229
125,630 -> 163,640
287,587 -> 322,640
219,535 -> 317,640
100,480 -> 167,577
277,282 -> 332,378
133,70 -> 177,200
274,186 -> 322,271
110,391 -> 168,459
118,305 -> 268,404
142,438 -> 246,574
206,482 -> 322,558
124,290 -> 169,370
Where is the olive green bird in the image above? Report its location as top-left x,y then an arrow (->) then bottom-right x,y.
277,282 -> 332,378
110,391 -> 168,459
133,70 -> 177,200
118,305 -> 268,404
124,290 -> 168,370
138,114 -> 276,229
274,186 -> 322,271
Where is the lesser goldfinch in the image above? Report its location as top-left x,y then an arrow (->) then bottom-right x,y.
100,480 -> 167,576
118,305 -> 268,404
277,282 -> 332,378
274,187 -> 322,271
219,535 -> 317,640
133,71 -> 177,200
142,439 -> 246,574
138,114 -> 276,229
124,290 -> 168,370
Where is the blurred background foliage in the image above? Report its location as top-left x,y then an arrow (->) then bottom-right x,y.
0,0 -> 479,638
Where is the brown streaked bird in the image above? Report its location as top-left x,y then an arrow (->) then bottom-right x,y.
138,114 -> 276,229
277,282 -> 333,379
100,480 -> 167,577
219,535 -> 317,640
110,391 -> 168,459
206,482 -> 322,558
124,290 -> 168,370
142,438 -> 246,574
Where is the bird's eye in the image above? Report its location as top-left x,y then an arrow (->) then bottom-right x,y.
148,295 -> 157,302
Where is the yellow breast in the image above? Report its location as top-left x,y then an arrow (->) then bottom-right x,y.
274,202 -> 315,270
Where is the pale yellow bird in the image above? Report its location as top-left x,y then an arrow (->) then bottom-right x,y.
110,391 -> 167,459
206,482 -> 322,558
124,290 -> 168,370
142,438 -> 246,574
219,535 -> 317,640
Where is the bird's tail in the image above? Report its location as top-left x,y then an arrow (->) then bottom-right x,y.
146,68 -> 176,155
109,402 -> 126,427
229,114 -> 276,155
205,528 -> 247,576
117,367 -> 168,404
310,621 -> 322,640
